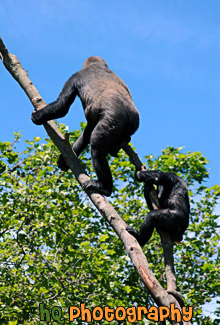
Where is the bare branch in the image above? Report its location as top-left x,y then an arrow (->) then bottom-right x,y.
0,37 -> 191,324
122,142 -> 160,209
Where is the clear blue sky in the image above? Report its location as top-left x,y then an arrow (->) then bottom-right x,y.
1,0 -> 219,188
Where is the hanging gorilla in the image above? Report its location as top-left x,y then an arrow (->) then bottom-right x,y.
31,56 -> 139,196
126,170 -> 190,246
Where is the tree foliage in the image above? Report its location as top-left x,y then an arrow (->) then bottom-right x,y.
0,125 -> 219,324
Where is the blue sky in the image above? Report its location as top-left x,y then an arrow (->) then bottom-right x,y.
1,0 -> 219,189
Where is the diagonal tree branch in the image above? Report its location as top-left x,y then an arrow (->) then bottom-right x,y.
0,37 -> 191,325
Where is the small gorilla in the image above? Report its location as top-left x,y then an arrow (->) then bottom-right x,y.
31,56 -> 139,196
126,170 -> 190,246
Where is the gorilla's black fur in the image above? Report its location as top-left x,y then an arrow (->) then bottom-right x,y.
32,57 -> 139,196
126,170 -> 190,246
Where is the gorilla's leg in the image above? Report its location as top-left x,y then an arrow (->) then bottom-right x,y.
82,119 -> 117,196
72,123 -> 94,156
126,212 -> 155,247
152,209 -> 184,242
127,209 -> 180,246
82,146 -> 113,196
57,123 -> 94,171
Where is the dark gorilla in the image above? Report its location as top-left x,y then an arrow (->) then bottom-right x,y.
126,170 -> 190,246
32,56 -> 139,196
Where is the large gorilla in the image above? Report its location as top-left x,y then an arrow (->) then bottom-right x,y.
126,170 -> 190,246
32,57 -> 139,196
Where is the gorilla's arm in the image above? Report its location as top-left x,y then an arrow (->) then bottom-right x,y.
136,170 -> 182,211
136,170 -> 179,187
31,74 -> 78,125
